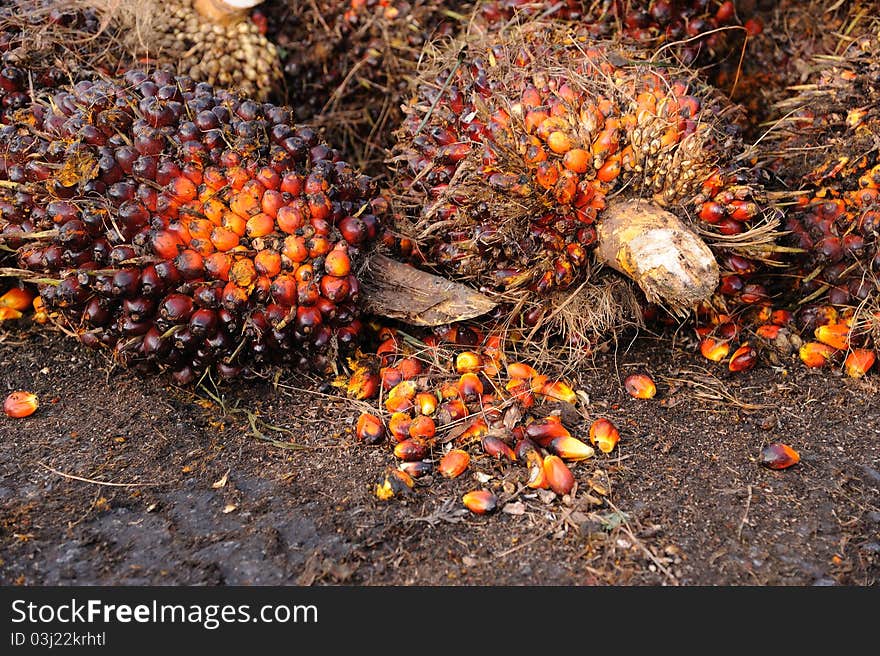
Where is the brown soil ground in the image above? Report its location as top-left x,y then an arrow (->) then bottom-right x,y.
1,322 -> 878,586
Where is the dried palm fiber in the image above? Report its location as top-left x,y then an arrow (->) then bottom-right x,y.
0,0 -> 281,103
712,0 -> 854,138
260,0 -> 467,174
0,69 -> 384,384
389,20 -> 784,361
758,6 -> 880,373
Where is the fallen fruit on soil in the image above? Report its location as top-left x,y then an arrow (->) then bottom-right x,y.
375,467 -> 414,500
462,489 -> 497,515
4,391 -> 38,418
759,443 -> 800,470
624,373 -> 656,399
543,455 -> 575,495
438,449 -> 470,478
589,418 -> 620,454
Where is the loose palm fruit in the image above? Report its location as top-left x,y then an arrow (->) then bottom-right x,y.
728,343 -> 757,372
700,336 -> 730,362
547,436 -> 594,461
799,342 -> 836,369
759,443 -> 800,470
481,434 -> 516,461
439,449 -> 470,478
356,412 -> 385,444
0,286 -> 34,311
0,70 -> 382,381
845,349 -> 876,378
623,373 -> 656,399
462,489 -> 497,514
542,455 -> 574,495
393,20 -> 779,347
375,467 -> 414,500
4,390 -> 37,418
589,418 -> 620,454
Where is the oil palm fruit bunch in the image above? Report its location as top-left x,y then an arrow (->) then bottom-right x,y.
473,0 -> 749,68
0,0 -> 281,103
259,0 -> 466,172
0,69 -> 384,383
391,20 -> 782,358
344,325 -> 610,505
760,9 -> 880,377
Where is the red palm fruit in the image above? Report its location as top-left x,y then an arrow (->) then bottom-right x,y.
439,382 -> 462,400
394,438 -> 429,462
437,398 -> 469,425
524,418 -> 570,447
547,436 -> 595,461
728,343 -> 757,372
844,349 -> 876,378
624,373 -> 656,399
756,324 -> 780,340
799,342 -> 836,368
505,380 -> 535,408
414,392 -> 438,416
388,412 -> 413,442
543,455 -> 575,495
462,490 -> 497,515
397,357 -> 423,380
589,418 -> 620,454
539,380 -> 577,404
700,337 -> 730,362
356,413 -> 385,444
4,391 -> 38,418
409,415 -> 436,440
759,443 -> 800,470
525,450 -> 549,489
439,449 -> 470,478
455,351 -> 482,374
380,367 -> 403,391
814,324 -> 850,351
458,373 -> 484,399
482,435 -> 516,461
0,287 -> 34,311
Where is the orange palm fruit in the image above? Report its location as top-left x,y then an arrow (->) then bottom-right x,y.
355,413 -> 384,444
700,337 -> 730,362
458,373 -> 484,398
759,443 -> 800,470
462,490 -> 497,514
439,449 -> 470,478
588,418 -> 620,453
375,468 -> 414,500
456,351 -> 482,373
347,368 -> 379,400
547,436 -> 595,461
394,438 -> 429,461
0,287 -> 35,311
409,415 -> 436,440
799,341 -> 836,368
506,362 -> 537,379
388,412 -> 413,442
623,373 -> 656,399
398,461 -> 433,478
397,357 -> 423,380
4,391 -> 38,418
815,323 -> 850,350
525,450 -> 549,489
414,392 -> 438,416
844,349 -> 876,378
0,307 -> 23,321
524,417 -> 570,446
543,455 -> 574,495
539,380 -> 577,404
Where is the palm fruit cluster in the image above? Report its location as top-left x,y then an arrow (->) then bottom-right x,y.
259,0 -> 465,171
0,69 -> 384,383
760,10 -> 880,377
391,20 -> 780,357
474,0 -> 751,67
0,0 -> 281,103
344,325 -> 620,509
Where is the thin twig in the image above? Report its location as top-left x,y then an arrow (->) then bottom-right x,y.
737,484 -> 753,541
37,461 -> 166,487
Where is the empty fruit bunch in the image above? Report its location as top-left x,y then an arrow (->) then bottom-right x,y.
259,0 -> 464,171
764,10 -> 880,375
391,20 -> 782,352
0,69 -> 384,383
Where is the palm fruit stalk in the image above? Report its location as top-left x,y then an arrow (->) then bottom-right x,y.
0,69 -> 384,384
390,20 -> 782,358
259,0 -> 467,173
761,9 -> 880,376
342,325 -> 601,504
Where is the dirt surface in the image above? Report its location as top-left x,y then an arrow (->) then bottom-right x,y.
1,323 -> 878,586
